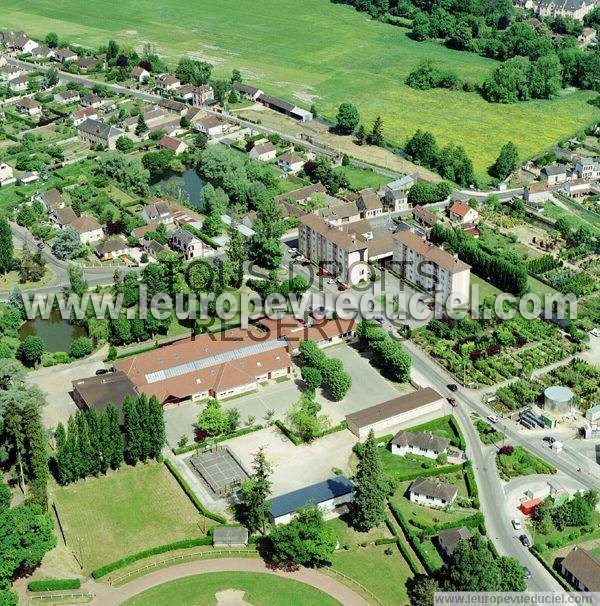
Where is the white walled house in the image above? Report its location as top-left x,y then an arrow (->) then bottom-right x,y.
0,163 -> 15,186
408,477 -> 458,509
449,202 -> 479,225
248,141 -> 276,162
575,157 -> 600,180
381,175 -> 414,212
70,214 -> 103,244
276,152 -> 304,173
168,227 -> 204,260
390,430 -> 450,459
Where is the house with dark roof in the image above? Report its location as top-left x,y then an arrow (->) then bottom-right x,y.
31,46 -> 55,60
76,119 -> 123,150
535,0 -> 596,20
276,152 -> 304,173
50,206 -> 78,228
168,226 -> 205,260
53,48 -> 78,62
95,236 -> 130,261
437,526 -> 472,558
409,477 -> 458,508
141,199 -> 174,225
155,73 -> 180,92
381,175 -> 414,212
54,89 -> 80,105
232,81 -> 264,101
256,93 -> 313,122
391,430 -> 450,459
195,115 -> 227,138
80,94 -> 103,108
356,188 -> 384,219
248,141 -> 276,162
541,164 -> 568,184
412,205 -> 437,230
268,476 -> 355,525
559,546 -> 600,591
16,98 -> 42,117
35,189 -> 65,212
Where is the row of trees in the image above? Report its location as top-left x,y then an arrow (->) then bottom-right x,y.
430,224 -> 529,295
532,489 -> 598,534
405,130 -> 475,187
356,321 -> 411,382
298,340 -> 352,401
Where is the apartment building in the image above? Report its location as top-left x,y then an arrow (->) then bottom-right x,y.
393,231 -> 471,302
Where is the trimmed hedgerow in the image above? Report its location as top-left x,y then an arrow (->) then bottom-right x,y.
28,579 -> 81,592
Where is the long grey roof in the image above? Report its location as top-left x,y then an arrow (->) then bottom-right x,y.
391,430 -> 450,453
77,118 -> 123,139
409,477 -> 458,502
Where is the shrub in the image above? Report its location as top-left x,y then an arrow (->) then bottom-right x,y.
28,579 -> 81,592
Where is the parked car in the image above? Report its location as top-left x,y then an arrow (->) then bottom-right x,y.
447,384 -> 458,392
37,242 -> 44,249
522,566 -> 532,579
543,436 -> 556,444
519,534 -> 531,548
338,284 -> 347,291
95,368 -> 109,376
375,316 -> 385,325
488,414 -> 499,423
316,268 -> 327,276
327,278 -> 335,284
288,247 -> 297,255
511,519 -> 522,531
590,328 -> 600,338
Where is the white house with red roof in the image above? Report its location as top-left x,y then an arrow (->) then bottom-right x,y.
449,201 -> 479,225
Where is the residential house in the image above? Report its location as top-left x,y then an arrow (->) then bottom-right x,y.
232,82 -> 264,101
195,115 -> 227,138
356,188 -> 384,219
75,58 -> 99,72
0,163 -> 15,186
575,157 -> 600,180
192,84 -> 214,105
50,206 -> 78,228
393,231 -> 471,303
80,94 -> 103,109
140,238 -> 165,258
275,183 -> 327,206
268,477 -> 355,525
390,430 -> 450,459
449,201 -> 480,225
158,98 -> 188,116
578,27 -> 597,46
31,46 -> 55,60
155,73 -> 180,92
95,236 -> 130,261
53,48 -> 78,62
408,477 -> 458,508
156,135 -> 188,156
131,66 -> 149,82
276,152 -> 304,173
561,178 -> 591,198
381,175 -> 414,212
36,189 -> 66,212
298,213 -> 369,285
124,107 -> 166,132
54,89 -> 80,105
345,388 -> 446,439
524,183 -> 551,210
140,199 -> 173,225
319,202 -> 361,226
76,118 -> 123,150
16,98 -> 42,117
70,214 -> 103,244
541,164 -> 568,184
114,327 -> 292,403
534,0 -> 596,20
412,205 -> 438,231
437,527 -> 472,558
248,141 -> 276,162
559,546 -> 600,591
169,227 -> 204,260
257,92 -> 313,122
0,65 -> 22,82
9,76 -> 29,92
1,31 -> 29,50
21,39 -> 39,54
71,107 -> 98,126
176,84 -> 195,101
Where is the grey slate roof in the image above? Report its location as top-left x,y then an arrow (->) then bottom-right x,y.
391,430 -> 450,453
409,477 -> 458,502
542,164 -> 567,176
437,526 -> 472,555
269,476 -> 355,519
77,118 -> 123,140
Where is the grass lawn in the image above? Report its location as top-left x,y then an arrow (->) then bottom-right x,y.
122,572 -> 341,606
335,165 -> 389,191
51,461 -> 212,573
471,274 -> 502,300
0,265 -> 54,292
496,445 -> 556,481
405,415 -> 463,448
390,479 -> 477,529
543,198 -> 600,234
378,448 -> 446,485
328,518 -> 412,605
3,0 -> 597,181
531,511 -> 600,548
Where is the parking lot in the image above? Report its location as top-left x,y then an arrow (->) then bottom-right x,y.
164,342 -> 411,446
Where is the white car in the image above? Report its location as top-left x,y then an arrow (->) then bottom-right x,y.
512,519 -> 522,531
288,247 -> 297,255
327,278 -> 335,284
590,328 -> 600,338
488,414 -> 499,423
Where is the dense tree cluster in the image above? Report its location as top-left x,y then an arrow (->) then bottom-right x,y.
405,130 -> 475,186
489,141 -> 519,180
430,223 -> 528,295
175,57 -> 213,86
356,321 -> 411,382
196,399 -> 240,438
406,60 -> 460,90
287,391 -> 330,442
532,489 -> 598,534
407,182 -> 452,205
298,340 -> 352,401
93,152 -> 150,196
52,227 -> 85,261
302,155 -> 347,193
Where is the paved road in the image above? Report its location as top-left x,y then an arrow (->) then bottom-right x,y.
86,557 -> 370,606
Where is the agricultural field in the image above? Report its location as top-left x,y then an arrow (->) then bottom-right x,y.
51,461 -> 213,573
122,572 -> 341,606
2,0 -> 598,180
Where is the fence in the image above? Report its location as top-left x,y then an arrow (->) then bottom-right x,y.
29,592 -> 93,602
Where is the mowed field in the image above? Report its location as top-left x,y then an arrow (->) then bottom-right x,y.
3,0 -> 598,179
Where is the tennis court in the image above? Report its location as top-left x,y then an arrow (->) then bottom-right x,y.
188,446 -> 249,496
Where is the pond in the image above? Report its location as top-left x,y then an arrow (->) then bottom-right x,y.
151,168 -> 206,209
19,310 -> 88,353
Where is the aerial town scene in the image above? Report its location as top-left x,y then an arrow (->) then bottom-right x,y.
0,0 -> 598,604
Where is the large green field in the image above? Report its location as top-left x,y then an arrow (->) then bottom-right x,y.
122,572 -> 341,606
2,0 -> 598,179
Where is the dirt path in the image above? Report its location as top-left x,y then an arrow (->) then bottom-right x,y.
86,558 -> 371,606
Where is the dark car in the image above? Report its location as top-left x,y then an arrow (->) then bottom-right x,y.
447,384 -> 458,392
95,368 -> 109,376
337,284 -> 347,291
543,436 -> 556,444
519,534 -> 531,548
522,566 -> 532,579
37,242 -> 44,249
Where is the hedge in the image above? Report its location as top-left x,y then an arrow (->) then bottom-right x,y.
464,461 -> 478,498
530,546 -> 573,591
172,424 -> 264,455
180,223 -> 221,250
448,416 -> 467,450
91,536 -> 212,579
28,579 -> 81,592
163,459 -> 227,524
274,420 -> 302,445
274,420 -> 348,446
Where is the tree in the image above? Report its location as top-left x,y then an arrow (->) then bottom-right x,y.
322,359 -> 351,400
411,11 -> 431,41
241,447 -> 272,533
70,336 -> 92,358
105,403 -> 124,469
529,54 -> 562,99
123,396 -> 143,464
115,136 -> 135,152
18,336 -> 44,367
482,56 -> 531,103
147,395 -> 165,458
45,32 -> 58,48
355,124 -> 367,146
135,114 -> 147,136
21,402 -> 48,510
490,141 -> 519,180
352,430 -> 387,530
442,535 -> 501,591
175,57 -> 212,85
497,556 -> 527,591
407,574 -> 440,606
0,478 -> 10,514
196,399 -> 228,437
67,263 -> 87,296
405,130 -> 439,167
298,340 -> 326,369
368,115 -> 384,146
142,150 -> 174,179
16,205 -> 36,228
52,227 -> 85,260
301,366 -> 323,390
0,219 -> 13,275
288,392 -> 329,442
225,225 -> 248,288
335,103 -> 360,135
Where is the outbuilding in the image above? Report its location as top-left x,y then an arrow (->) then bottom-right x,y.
544,386 -> 573,415
212,526 -> 249,547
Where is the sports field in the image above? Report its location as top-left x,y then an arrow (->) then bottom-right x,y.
122,572 -> 341,606
2,0 -> 597,179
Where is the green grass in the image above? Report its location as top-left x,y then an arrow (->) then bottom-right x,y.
405,415 -> 462,447
543,198 -> 600,234
496,445 -> 556,480
335,165 -> 389,191
122,572 -> 341,606
532,511 -> 600,547
378,448 -> 444,483
471,274 -> 502,300
52,461 -> 213,573
3,0 -> 597,181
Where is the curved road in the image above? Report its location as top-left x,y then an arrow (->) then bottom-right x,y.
87,557 -> 370,606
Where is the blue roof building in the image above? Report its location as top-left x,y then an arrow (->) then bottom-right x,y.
268,476 -> 355,525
